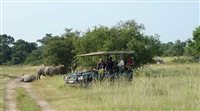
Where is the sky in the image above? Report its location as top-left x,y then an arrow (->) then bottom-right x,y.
1,0 -> 199,43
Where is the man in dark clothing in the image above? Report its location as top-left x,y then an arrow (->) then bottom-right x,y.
97,58 -> 106,70
106,57 -> 114,72
97,58 -> 106,80
105,56 -> 115,81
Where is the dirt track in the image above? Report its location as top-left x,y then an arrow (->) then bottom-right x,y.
5,79 -> 18,111
5,77 -> 55,111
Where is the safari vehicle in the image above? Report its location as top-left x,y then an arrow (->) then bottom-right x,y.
63,71 -> 98,85
63,51 -> 135,85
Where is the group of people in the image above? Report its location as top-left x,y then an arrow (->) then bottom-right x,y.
96,56 -> 134,79
97,57 -> 113,74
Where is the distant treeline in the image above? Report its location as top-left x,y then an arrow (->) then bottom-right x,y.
0,20 -> 200,68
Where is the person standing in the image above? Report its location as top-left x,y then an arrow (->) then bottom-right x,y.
117,58 -> 125,74
106,56 -> 114,74
97,58 -> 106,80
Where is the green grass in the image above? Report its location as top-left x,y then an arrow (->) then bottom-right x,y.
159,56 -> 199,64
31,63 -> 200,111
16,87 -> 41,111
0,73 -> 9,111
0,65 -> 38,76
135,63 -> 200,77
0,65 -> 38,111
1,64 -> 200,111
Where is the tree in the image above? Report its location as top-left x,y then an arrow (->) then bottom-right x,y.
160,42 -> 174,56
11,39 -> 37,64
0,34 -> 14,64
184,39 -> 194,56
37,33 -> 53,44
74,19 -> 161,67
160,40 -> 186,57
42,37 -> 74,67
171,40 -> 186,57
1,19 -> 167,66
24,47 -> 42,65
188,26 -> 200,57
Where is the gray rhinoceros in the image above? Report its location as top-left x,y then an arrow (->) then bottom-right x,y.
44,66 -> 54,76
20,74 -> 36,82
55,65 -> 66,74
36,66 -> 46,79
44,66 -> 66,76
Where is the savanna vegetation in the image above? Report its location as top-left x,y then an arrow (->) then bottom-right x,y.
0,19 -> 200,111
1,20 -> 200,68
16,87 -> 41,111
31,63 -> 200,111
0,66 -> 38,111
0,61 -> 199,111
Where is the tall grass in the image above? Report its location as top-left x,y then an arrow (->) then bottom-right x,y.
16,87 -> 41,111
135,63 -> 200,77
0,64 -> 199,110
31,63 -> 200,111
0,65 -> 38,76
0,65 -> 38,111
0,72 -> 10,111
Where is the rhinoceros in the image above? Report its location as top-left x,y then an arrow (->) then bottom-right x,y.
44,66 -> 54,76
44,66 -> 67,76
20,74 -> 36,82
36,66 -> 46,79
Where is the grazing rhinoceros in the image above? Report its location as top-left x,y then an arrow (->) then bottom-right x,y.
44,65 -> 67,76
44,66 -> 54,76
20,74 -> 36,82
36,66 -> 46,79
55,65 -> 66,74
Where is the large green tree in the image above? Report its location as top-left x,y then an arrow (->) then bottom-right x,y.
1,19 -> 169,66
42,36 -> 74,67
74,20 -> 161,67
189,26 -> 200,57
24,47 -> 43,65
11,39 -> 37,64
0,34 -> 14,64
171,40 -> 186,57
160,40 -> 187,57
160,42 -> 174,56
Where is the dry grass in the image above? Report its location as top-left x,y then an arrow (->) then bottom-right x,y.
16,87 -> 41,111
0,65 -> 38,111
0,65 -> 38,76
31,63 -> 200,111
0,64 -> 199,111
0,71 -> 10,111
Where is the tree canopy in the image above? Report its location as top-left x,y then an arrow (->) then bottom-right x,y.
188,26 -> 200,57
0,20 -> 199,67
0,34 -> 14,64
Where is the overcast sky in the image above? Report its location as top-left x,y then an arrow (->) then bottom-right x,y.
1,0 -> 199,43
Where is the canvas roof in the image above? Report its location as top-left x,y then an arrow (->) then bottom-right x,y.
77,51 -> 135,57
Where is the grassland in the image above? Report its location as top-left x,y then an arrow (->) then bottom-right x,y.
0,65 -> 38,111
16,87 -> 41,111
0,63 -> 200,111
32,63 -> 200,111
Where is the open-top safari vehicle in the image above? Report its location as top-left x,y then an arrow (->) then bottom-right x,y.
63,51 -> 135,85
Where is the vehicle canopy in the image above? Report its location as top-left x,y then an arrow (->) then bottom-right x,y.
76,50 -> 135,68
77,51 -> 135,57
64,51 -> 135,84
